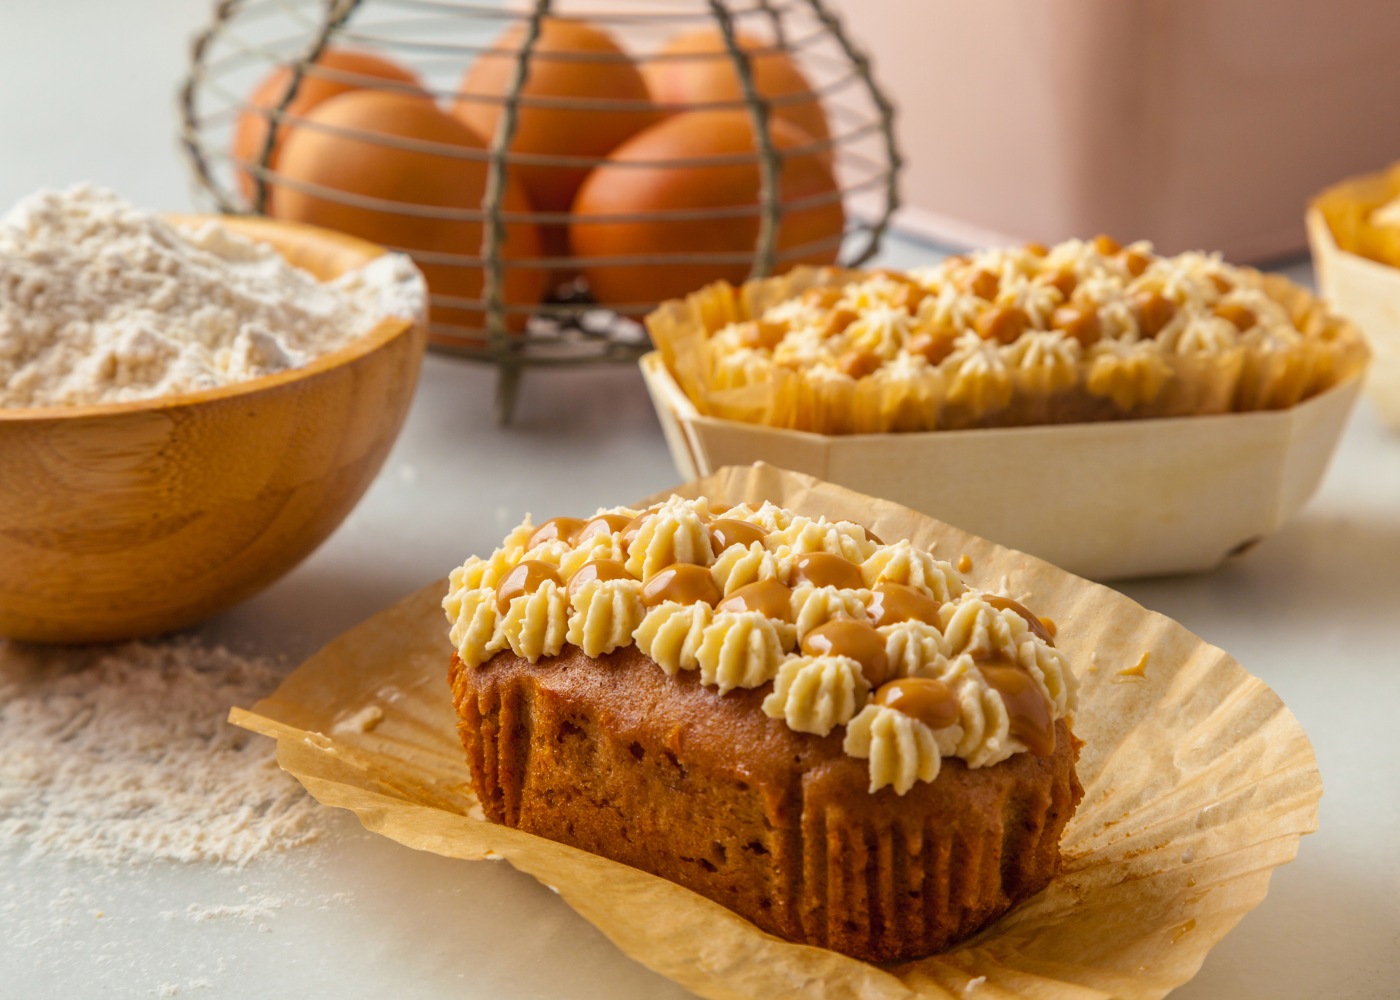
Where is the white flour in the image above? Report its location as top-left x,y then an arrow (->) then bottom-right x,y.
0,184 -> 424,409
0,640 -> 325,867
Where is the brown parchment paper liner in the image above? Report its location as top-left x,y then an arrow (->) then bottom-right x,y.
231,465 -> 1321,1000
646,267 -> 1368,435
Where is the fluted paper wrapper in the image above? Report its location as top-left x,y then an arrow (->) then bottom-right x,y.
231,465 -> 1320,1000
646,268 -> 1367,435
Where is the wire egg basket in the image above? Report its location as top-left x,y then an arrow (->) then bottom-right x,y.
180,0 -> 902,422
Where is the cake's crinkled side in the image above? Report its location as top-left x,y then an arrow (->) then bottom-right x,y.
442,496 -> 1078,795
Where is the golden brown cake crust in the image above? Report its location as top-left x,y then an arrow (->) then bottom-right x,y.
450,645 -> 1083,963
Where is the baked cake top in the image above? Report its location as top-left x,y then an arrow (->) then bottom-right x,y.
444,497 -> 1077,795
705,235 -> 1343,399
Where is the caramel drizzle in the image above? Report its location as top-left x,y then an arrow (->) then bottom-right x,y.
575,513 -> 631,545
872,677 -> 959,731
716,579 -> 793,622
867,581 -> 941,627
801,619 -> 891,687
641,563 -> 722,608
708,518 -> 766,555
978,659 -> 1055,756
984,595 -> 1055,647
791,552 -> 865,591
620,506 -> 663,547
476,504 -> 1068,770
495,560 -> 563,614
565,558 -> 634,599
527,517 -> 585,549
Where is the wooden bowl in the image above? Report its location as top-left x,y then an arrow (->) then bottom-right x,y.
0,216 -> 427,643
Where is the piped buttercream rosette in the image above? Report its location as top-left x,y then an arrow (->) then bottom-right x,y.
443,496 -> 1076,794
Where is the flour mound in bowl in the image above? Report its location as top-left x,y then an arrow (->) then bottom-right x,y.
0,184 -> 424,409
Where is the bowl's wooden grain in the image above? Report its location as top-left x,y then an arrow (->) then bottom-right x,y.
0,217 -> 427,643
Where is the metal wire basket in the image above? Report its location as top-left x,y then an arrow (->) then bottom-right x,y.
180,0 -> 901,422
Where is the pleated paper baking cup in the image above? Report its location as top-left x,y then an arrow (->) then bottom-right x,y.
1308,207 -> 1400,429
642,352 -> 1361,580
646,268 -> 1367,436
231,465 -> 1319,999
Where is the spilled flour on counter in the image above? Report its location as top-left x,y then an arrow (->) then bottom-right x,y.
0,641 -> 325,867
0,183 -> 424,409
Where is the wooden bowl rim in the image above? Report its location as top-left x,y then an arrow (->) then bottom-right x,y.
0,215 -> 423,424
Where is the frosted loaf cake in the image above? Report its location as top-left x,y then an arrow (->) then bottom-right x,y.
647,236 -> 1368,433
444,497 -> 1083,961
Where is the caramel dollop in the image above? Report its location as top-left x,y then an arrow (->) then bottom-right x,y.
621,506 -> 662,547
867,581 -> 941,627
527,517 -> 585,549
708,518 -> 766,555
1122,249 -> 1154,277
984,595 -> 1055,646
1134,291 -> 1176,338
565,558 -> 633,599
976,305 -> 1029,345
964,269 -> 1000,301
872,677 -> 959,730
495,560 -> 563,614
821,308 -> 859,338
792,552 -> 865,591
801,620 -> 891,687
907,331 -> 957,365
979,660 -> 1056,756
716,579 -> 793,622
1040,270 -> 1078,299
641,563 -> 722,608
1093,234 -> 1121,255
1214,302 -> 1257,331
836,350 -> 882,379
740,319 -> 788,351
1052,306 -> 1102,347
575,513 -> 631,545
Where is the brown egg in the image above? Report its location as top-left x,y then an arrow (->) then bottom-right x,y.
570,110 -> 844,307
453,17 -> 661,227
273,90 -> 544,337
231,49 -> 423,210
643,28 -> 829,145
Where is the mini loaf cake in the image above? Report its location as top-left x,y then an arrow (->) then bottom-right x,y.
1314,159 -> 1400,267
647,236 -> 1368,433
444,497 -> 1082,962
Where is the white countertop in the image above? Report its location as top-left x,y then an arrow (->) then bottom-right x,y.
3,3 -> 1400,998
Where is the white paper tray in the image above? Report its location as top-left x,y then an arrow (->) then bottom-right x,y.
1307,207 -> 1400,430
641,352 -> 1361,580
